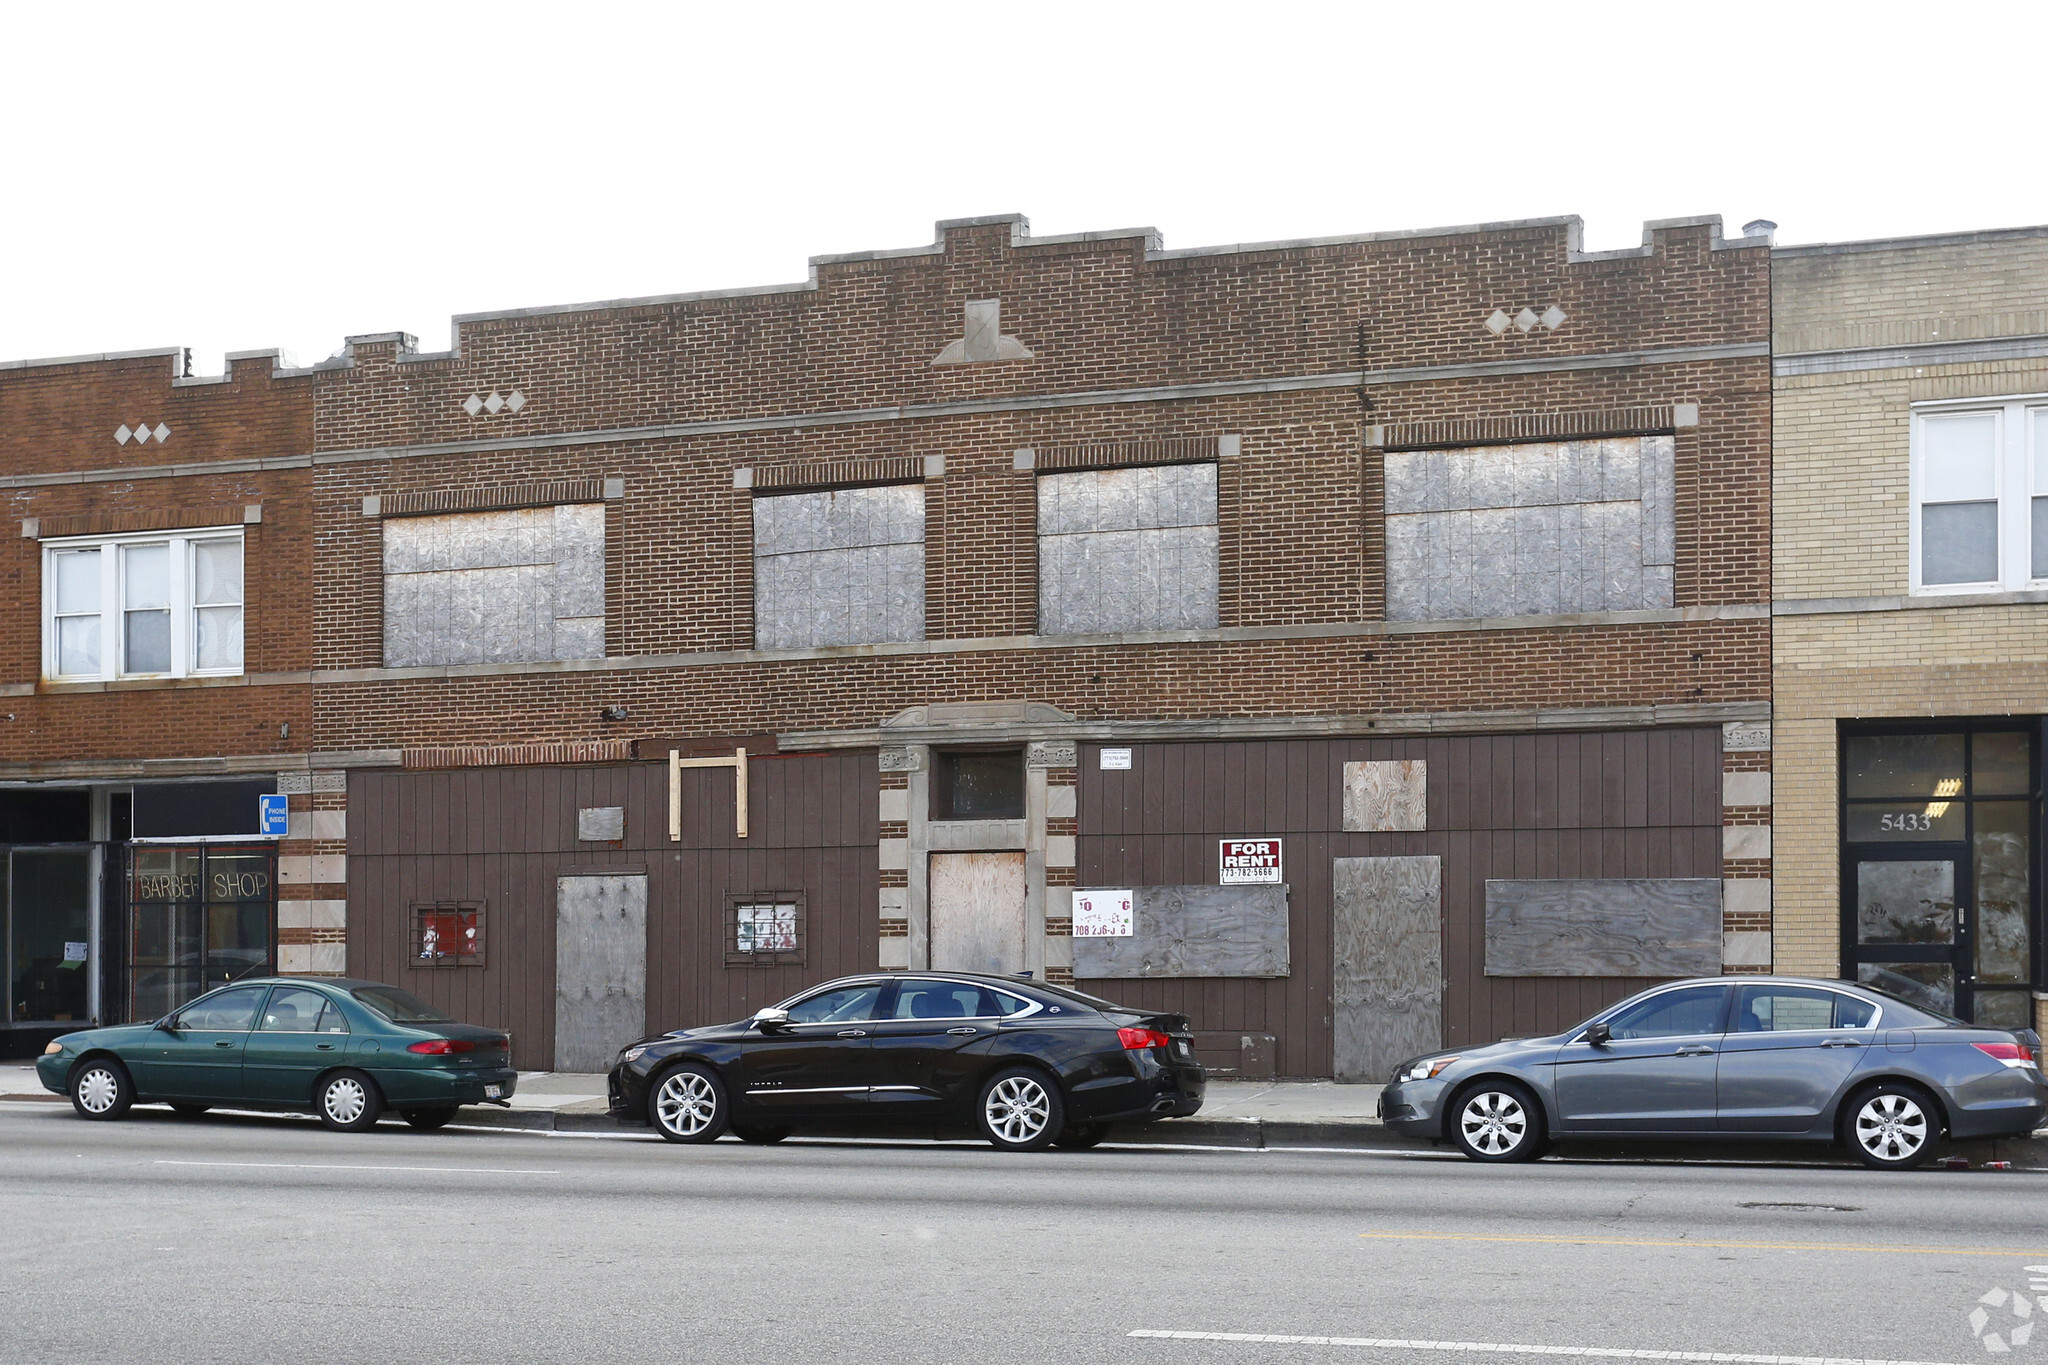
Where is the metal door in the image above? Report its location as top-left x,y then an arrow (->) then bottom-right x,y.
928,852 -> 1026,974
554,874 -> 647,1073
1844,846 -> 1970,1020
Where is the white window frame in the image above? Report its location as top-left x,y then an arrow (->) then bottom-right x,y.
40,527 -> 246,681
1910,395 -> 2048,595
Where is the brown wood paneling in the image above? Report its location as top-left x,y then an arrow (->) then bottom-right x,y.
347,750 -> 878,1070
1074,727 -> 1725,1077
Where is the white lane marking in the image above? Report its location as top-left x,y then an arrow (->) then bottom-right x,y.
1128,1330 -> 1970,1365
155,1160 -> 558,1175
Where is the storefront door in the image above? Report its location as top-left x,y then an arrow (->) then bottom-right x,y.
1841,728 -> 2038,1028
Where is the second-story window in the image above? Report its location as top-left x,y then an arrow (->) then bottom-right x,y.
1912,401 -> 2048,592
1036,462 -> 1219,635
752,484 -> 925,650
42,530 -> 244,681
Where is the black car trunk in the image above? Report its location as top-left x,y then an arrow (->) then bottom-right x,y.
409,1022 -> 511,1067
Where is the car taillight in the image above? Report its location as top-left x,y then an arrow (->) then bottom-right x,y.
1973,1042 -> 2036,1068
407,1039 -> 476,1055
1118,1027 -> 1172,1051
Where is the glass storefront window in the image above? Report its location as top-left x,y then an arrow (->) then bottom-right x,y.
129,845 -> 274,1020
1845,733 -> 1965,798
1972,732 -> 2033,796
1973,801 -> 2031,984
9,851 -> 91,1024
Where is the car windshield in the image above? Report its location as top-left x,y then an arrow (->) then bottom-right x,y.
350,985 -> 454,1023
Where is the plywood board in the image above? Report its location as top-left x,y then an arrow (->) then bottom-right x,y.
1332,856 -> 1442,1082
1072,884 -> 1290,978
929,851 -> 1028,975
554,873 -> 647,1072
1484,877 -> 1721,977
1342,760 -> 1427,831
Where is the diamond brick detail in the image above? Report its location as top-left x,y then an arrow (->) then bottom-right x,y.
1540,305 -> 1567,330
114,424 -> 133,445
462,393 -> 484,416
1514,307 -> 1539,332
1484,309 -> 1511,335
131,422 -> 152,445
152,422 -> 170,442
484,391 -> 505,414
505,390 -> 526,413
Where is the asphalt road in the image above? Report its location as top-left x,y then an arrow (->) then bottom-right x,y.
4,1100 -> 2046,1365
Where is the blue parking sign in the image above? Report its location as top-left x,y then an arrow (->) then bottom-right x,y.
259,793 -> 289,837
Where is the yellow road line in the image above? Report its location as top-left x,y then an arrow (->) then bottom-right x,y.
1357,1232 -> 2048,1257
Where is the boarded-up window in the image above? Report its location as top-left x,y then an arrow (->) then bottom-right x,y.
752,484 -> 925,649
382,505 -> 605,667
1383,435 -> 1675,621
1037,463 -> 1218,635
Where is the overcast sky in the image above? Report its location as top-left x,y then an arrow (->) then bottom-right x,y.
4,2 -> 2044,375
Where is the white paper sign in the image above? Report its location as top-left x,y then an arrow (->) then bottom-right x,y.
1100,748 -> 1133,770
64,941 -> 89,962
1071,889 -> 1134,938
1219,838 -> 1283,884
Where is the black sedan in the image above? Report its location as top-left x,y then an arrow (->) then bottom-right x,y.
608,972 -> 1205,1150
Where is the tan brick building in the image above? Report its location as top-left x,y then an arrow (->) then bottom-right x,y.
1773,226 -> 2048,1037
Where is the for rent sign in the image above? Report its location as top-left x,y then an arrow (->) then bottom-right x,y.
1219,838 -> 1282,884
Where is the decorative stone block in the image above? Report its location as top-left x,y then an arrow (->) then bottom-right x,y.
1722,878 -> 1772,919
878,838 -> 909,871
1722,772 -> 1771,807
1044,835 -> 1076,869
1723,931 -> 1773,967
1723,721 -> 1771,752
1484,878 -> 1723,977
1723,825 -> 1772,860
878,789 -> 909,823
878,937 -> 910,970
1026,740 -> 1077,769
1342,759 -> 1427,832
1047,786 -> 1077,819
878,747 -> 925,773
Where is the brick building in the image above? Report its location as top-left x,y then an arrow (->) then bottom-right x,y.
0,345 -> 337,1053
1773,226 -> 2048,1039
2,211 -> 1777,1077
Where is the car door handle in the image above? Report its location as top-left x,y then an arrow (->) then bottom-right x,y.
946,1027 -> 978,1035
316,1043 -> 336,1051
213,1040 -> 235,1049
1819,1038 -> 1863,1049
1674,1045 -> 1715,1057
836,1029 -> 868,1038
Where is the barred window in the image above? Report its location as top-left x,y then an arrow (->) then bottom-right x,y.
411,901 -> 485,968
726,892 -> 805,967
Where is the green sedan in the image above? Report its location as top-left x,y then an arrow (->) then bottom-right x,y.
36,978 -> 516,1132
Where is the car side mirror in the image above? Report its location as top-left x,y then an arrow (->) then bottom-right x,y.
752,1007 -> 791,1032
1583,1022 -> 1611,1047
154,1016 -> 178,1033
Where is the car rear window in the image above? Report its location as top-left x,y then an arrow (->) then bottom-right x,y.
351,985 -> 455,1023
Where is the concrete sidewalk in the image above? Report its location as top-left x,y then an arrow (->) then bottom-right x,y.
10,1061 -> 2044,1167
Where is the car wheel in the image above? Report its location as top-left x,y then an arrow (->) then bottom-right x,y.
316,1070 -> 383,1133
170,1103 -> 211,1119
401,1108 -> 457,1131
70,1060 -> 133,1121
976,1067 -> 1064,1152
731,1125 -> 792,1145
650,1064 -> 729,1144
1449,1079 -> 1546,1162
1846,1082 -> 1940,1170
1054,1122 -> 1110,1150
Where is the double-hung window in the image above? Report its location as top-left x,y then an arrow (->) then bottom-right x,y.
41,530 -> 245,680
1912,399 -> 2048,592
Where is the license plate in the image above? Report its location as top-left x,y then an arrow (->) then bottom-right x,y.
484,1084 -> 503,1099
1174,1041 -> 1193,1059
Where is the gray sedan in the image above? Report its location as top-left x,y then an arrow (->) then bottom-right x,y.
1378,976 -> 2046,1169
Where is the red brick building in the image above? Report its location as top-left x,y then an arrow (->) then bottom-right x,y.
4,212 -> 1775,1077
